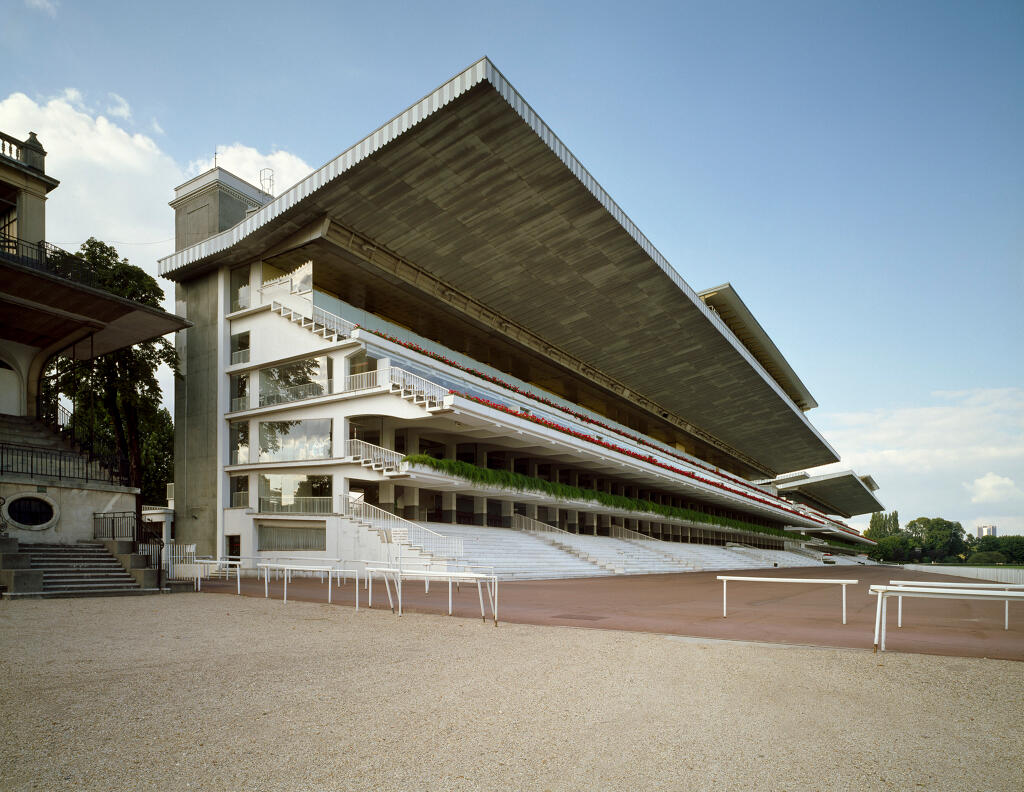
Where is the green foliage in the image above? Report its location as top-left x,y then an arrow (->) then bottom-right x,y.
865,510 -> 900,540
966,551 -> 1008,565
905,517 -> 966,561
868,533 -> 913,563
997,535 -> 1024,564
402,454 -> 861,549
40,239 -> 178,507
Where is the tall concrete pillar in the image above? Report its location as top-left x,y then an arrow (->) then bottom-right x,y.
400,486 -> 420,521
379,481 -> 396,514
565,509 -> 579,534
500,500 -> 513,529
441,492 -> 456,524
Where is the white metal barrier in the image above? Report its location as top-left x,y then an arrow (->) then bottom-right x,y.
257,562 -> 360,608
717,576 -> 858,624
887,580 -> 1024,631
193,559 -> 242,594
870,584 -> 1024,652
365,565 -> 498,625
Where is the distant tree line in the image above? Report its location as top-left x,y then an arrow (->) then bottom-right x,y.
864,510 -> 1024,564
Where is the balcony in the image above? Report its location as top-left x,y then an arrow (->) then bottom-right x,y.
231,349 -> 250,365
258,380 -> 333,408
230,490 -> 249,508
257,496 -> 332,515
0,231 -> 102,290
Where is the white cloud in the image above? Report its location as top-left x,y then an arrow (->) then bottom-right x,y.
106,93 -> 132,121
965,472 -> 1023,504
812,388 -> 1024,534
25,0 -> 57,18
0,89 -> 312,412
187,143 -> 312,197
150,118 -> 164,136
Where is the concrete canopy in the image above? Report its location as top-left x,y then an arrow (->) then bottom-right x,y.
775,469 -> 884,519
0,258 -> 189,360
158,58 -> 839,476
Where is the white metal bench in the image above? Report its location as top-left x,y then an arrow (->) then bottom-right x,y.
717,576 -> 859,624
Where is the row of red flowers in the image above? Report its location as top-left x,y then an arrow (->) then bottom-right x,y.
447,390 -> 837,528
356,325 -> 861,537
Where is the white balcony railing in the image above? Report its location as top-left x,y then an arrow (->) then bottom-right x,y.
346,501 -> 462,560
345,439 -> 404,471
230,490 -> 249,508
343,369 -> 381,392
231,349 -> 250,365
313,306 -> 357,338
258,380 -> 333,407
258,496 -> 333,514
230,396 -> 248,412
388,367 -> 448,404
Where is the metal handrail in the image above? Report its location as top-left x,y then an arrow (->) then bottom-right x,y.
346,501 -> 463,560
343,369 -> 381,392
388,367 -> 448,404
512,513 -> 570,535
257,496 -> 333,514
312,306 -> 357,338
345,439 -> 403,470
608,523 -> 657,542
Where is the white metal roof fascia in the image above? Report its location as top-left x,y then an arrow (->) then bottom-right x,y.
157,56 -> 838,463
777,468 -> 883,503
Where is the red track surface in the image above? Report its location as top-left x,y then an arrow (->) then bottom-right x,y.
198,565 -> 1024,661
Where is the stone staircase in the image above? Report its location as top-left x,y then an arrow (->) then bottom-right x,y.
16,542 -> 159,598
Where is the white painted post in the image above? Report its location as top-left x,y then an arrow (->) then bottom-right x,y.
477,580 -> 485,622
264,568 -> 268,598
284,570 -> 288,604
880,594 -> 888,652
842,583 -> 847,625
722,578 -> 728,618
448,578 -> 453,616
236,564 -> 241,595
1006,597 -> 1009,631
873,589 -> 883,652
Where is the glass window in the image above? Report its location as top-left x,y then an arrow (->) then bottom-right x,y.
230,266 -> 250,312
258,419 -> 332,462
230,331 -> 250,365
229,475 -> 249,508
258,474 -> 332,514
257,524 -> 326,551
229,420 -> 249,465
229,373 -> 248,412
258,356 -> 332,406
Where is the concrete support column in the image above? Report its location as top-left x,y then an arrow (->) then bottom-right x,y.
378,482 -> 396,515
597,514 -> 611,534
565,509 -> 579,534
381,420 -> 396,451
523,503 -> 538,521
400,486 -> 420,521
473,498 -> 487,526
441,492 -> 456,524
500,500 -> 513,529
582,512 -> 598,535
444,441 -> 458,461
332,475 -> 349,517
406,429 -> 421,457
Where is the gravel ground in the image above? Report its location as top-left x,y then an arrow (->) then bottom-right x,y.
1,594 -> 1021,792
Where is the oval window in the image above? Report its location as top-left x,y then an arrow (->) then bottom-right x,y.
8,497 -> 55,526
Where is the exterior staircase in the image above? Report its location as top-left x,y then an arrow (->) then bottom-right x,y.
269,300 -> 348,343
17,542 -> 158,598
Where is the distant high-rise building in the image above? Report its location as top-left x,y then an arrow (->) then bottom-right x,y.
977,525 -> 997,538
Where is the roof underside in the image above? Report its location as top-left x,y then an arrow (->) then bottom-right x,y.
698,284 -> 817,411
775,470 -> 884,519
0,260 -> 188,359
159,58 -> 839,475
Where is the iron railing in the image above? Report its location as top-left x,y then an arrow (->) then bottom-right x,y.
0,442 -> 127,485
0,231 -> 102,289
95,511 -> 165,589
35,395 -> 131,486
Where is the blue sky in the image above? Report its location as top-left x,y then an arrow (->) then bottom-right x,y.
2,0 -> 1022,535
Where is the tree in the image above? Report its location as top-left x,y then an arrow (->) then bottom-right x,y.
41,238 -> 177,523
967,551 -> 1007,565
868,533 -> 912,563
997,535 -> 1024,564
865,510 -> 900,541
905,517 -> 966,561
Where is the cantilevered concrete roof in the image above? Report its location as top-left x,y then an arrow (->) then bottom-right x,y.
0,258 -> 189,360
775,469 -> 884,519
158,57 -> 839,476
699,283 -> 817,411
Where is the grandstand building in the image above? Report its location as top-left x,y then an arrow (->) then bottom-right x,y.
158,58 -> 881,576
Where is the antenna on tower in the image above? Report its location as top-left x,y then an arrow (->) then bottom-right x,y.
260,168 -> 274,196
